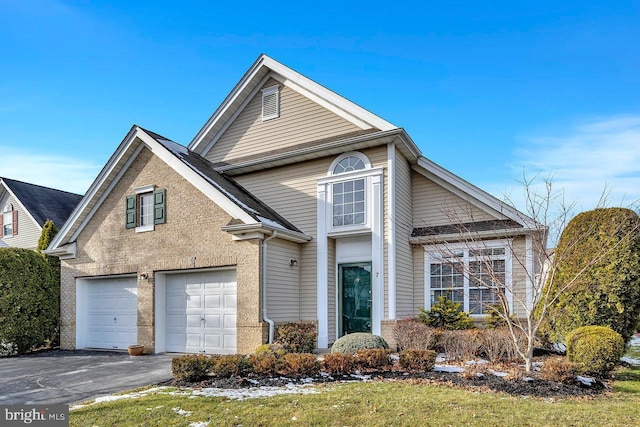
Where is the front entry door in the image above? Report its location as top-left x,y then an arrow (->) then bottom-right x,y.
339,263 -> 372,336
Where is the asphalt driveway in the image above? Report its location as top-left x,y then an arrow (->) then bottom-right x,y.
0,350 -> 174,405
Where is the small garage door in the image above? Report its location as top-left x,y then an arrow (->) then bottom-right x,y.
166,270 -> 237,354
86,277 -> 138,350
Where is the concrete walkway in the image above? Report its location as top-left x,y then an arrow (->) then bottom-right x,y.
0,350 -> 174,405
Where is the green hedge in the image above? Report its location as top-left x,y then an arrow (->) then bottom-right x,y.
566,326 -> 625,375
0,248 -> 59,355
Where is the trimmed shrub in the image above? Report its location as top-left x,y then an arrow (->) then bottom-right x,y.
322,353 -> 357,376
171,355 -> 211,381
249,353 -> 280,376
566,326 -> 625,375
540,357 -> 579,384
331,333 -> 389,354
441,329 -> 482,362
393,319 -> 442,351
210,355 -> 251,377
398,350 -> 437,371
418,296 -> 475,330
279,353 -> 320,377
0,248 -> 59,354
255,343 -> 287,358
275,322 -> 317,353
537,208 -> 640,343
354,349 -> 392,370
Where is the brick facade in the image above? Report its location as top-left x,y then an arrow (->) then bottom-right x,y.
60,147 -> 265,354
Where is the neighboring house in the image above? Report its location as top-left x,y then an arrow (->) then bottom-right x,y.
47,55 -> 543,355
0,177 -> 83,250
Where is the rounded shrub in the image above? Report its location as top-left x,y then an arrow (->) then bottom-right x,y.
330,333 -> 389,354
0,248 -> 59,354
566,326 -> 625,375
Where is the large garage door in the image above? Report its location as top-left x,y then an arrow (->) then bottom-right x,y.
166,270 -> 237,354
86,277 -> 138,350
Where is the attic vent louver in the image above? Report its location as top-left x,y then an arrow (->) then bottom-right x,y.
261,85 -> 279,121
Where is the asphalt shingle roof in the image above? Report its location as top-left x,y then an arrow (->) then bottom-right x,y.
1,178 -> 83,228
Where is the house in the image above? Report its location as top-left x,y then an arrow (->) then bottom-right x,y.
47,55 -> 543,355
0,177 -> 83,250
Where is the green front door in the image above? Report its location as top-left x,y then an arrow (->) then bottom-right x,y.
339,263 -> 372,336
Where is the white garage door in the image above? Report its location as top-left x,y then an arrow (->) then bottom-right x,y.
166,270 -> 237,354
86,277 -> 138,350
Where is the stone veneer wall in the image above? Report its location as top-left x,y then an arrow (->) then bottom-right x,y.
59,146 -> 266,354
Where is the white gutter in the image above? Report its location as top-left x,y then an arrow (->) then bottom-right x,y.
262,231 -> 278,343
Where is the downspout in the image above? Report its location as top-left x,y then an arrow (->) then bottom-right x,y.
262,230 -> 278,343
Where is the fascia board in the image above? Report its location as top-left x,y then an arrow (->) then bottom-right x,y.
415,157 -> 538,229
221,222 -> 312,243
0,180 -> 42,232
189,54 -> 268,152
262,57 -> 396,131
50,126 -> 141,249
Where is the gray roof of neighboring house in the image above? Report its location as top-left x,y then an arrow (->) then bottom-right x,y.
411,219 -> 523,237
1,178 -> 83,228
141,128 -> 303,234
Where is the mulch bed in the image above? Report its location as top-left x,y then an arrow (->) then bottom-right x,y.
173,367 -> 608,399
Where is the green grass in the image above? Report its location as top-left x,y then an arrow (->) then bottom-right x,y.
71,367 -> 640,427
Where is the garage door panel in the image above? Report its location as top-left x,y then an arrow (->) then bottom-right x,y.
165,270 -> 237,354
84,277 -> 137,350
223,314 -> 236,329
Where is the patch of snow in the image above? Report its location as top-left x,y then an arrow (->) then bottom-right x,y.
292,416 -> 298,421
256,215 -> 288,231
189,422 -> 209,427
172,407 -> 192,416
476,373 -> 485,378
465,359 -> 489,366
490,370 -> 508,378
434,365 -> 464,373
435,354 -> 447,363
70,387 -> 170,410
576,376 -> 596,386
621,356 -> 640,366
247,379 -> 259,385
523,377 -> 535,382
189,384 -> 320,401
349,373 -> 372,381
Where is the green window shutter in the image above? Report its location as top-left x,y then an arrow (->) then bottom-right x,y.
154,189 -> 166,225
125,195 -> 136,229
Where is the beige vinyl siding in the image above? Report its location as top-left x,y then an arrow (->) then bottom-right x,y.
235,146 -> 388,333
395,149 -> 414,318
510,236 -> 530,319
266,238 -> 301,321
205,78 -> 362,164
0,192 -> 41,250
412,171 -> 496,227
327,238 -> 336,343
412,245 -> 426,314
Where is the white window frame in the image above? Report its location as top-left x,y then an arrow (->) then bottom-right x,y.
134,185 -> 155,233
3,203 -> 13,237
424,240 -> 513,317
261,85 -> 280,121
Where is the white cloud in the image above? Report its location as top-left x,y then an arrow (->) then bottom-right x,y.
493,114 -> 640,215
0,147 -> 99,194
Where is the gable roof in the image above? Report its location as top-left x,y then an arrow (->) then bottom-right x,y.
0,177 -> 83,228
48,126 -> 310,255
188,54 -> 398,156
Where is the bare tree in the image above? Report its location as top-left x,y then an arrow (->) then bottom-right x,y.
415,176 -> 639,372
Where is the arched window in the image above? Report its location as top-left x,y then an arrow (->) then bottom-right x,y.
329,152 -> 371,176
3,203 -> 14,237
328,153 -> 371,227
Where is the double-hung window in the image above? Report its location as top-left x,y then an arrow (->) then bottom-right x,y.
125,186 -> 166,232
2,203 -> 15,237
426,243 -> 510,315
330,155 -> 368,228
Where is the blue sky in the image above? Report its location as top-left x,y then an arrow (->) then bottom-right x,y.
1,1 -> 639,215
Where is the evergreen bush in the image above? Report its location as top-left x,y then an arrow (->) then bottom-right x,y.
330,333 -> 389,354
566,326 -> 625,375
0,248 -> 59,354
537,208 -> 640,343
418,296 -> 475,330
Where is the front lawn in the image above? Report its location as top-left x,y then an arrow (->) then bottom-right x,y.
71,366 -> 640,427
